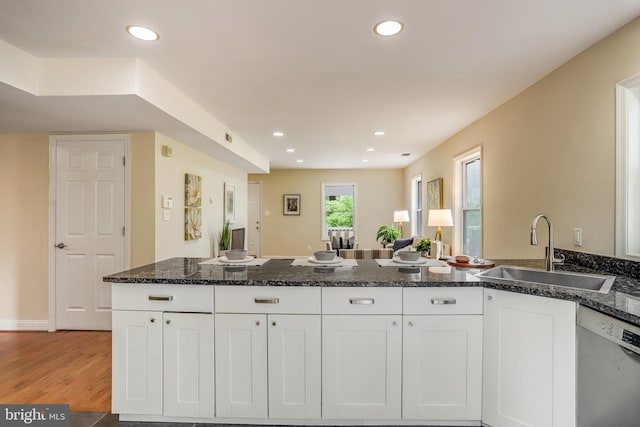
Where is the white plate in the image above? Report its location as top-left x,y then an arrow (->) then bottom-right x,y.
308,256 -> 343,264
392,256 -> 427,265
220,256 -> 255,263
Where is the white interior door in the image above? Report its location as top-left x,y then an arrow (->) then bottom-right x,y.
248,182 -> 261,257
54,135 -> 127,330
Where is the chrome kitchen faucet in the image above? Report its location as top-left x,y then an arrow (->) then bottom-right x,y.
530,213 -> 565,271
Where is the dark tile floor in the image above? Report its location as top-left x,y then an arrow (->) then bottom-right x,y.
70,412 -> 469,427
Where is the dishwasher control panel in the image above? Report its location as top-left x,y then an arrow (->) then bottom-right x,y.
578,305 -> 640,355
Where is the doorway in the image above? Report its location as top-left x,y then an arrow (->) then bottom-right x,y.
49,135 -> 129,330
248,182 -> 262,257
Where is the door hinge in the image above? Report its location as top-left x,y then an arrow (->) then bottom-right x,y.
122,226 -> 125,237
123,156 -> 126,166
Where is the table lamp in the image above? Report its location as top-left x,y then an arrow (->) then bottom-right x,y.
393,210 -> 410,238
428,209 -> 453,241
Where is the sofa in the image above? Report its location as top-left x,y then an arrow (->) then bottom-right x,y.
338,248 -> 394,259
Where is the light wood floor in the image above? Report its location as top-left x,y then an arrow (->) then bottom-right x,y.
0,331 -> 111,412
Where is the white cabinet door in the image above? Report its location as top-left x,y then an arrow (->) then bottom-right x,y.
403,315 -> 482,420
268,314 -> 321,419
163,313 -> 215,418
483,289 -> 576,427
112,310 -> 162,415
322,315 -> 402,419
215,313 -> 268,418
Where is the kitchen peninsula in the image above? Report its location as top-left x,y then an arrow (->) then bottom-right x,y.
105,253 -> 640,427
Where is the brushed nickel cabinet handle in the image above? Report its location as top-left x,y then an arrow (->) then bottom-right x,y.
148,295 -> 173,301
254,298 -> 279,304
431,298 -> 457,305
350,298 -> 375,305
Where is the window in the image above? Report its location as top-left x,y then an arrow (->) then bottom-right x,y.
616,75 -> 640,260
454,148 -> 482,256
411,175 -> 422,236
322,184 -> 355,239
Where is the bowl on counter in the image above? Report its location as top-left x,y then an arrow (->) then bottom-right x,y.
314,250 -> 336,261
397,251 -> 421,261
455,255 -> 470,263
225,249 -> 247,260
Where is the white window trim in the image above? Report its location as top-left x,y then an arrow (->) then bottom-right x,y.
321,182 -> 356,241
616,73 -> 640,260
453,147 -> 482,256
411,174 -> 422,237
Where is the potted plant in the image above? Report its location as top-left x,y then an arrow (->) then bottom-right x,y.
415,238 -> 431,257
217,219 -> 231,254
376,225 -> 400,247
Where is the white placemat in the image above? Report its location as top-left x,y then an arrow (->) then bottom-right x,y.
376,258 -> 446,267
199,257 -> 270,266
291,257 -> 358,268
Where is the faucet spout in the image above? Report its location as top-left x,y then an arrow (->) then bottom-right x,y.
530,213 -> 564,271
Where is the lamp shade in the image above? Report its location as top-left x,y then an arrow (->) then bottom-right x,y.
428,209 -> 453,227
393,210 -> 410,222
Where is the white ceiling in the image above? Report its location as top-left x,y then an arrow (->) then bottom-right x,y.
1,0 -> 639,170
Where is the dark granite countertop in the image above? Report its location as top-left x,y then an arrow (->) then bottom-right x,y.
104,251 -> 640,327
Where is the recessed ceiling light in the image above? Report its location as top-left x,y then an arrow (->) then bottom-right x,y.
296,159 -> 304,163
373,20 -> 404,37
373,131 -> 385,136
273,131 -> 284,137
286,148 -> 295,153
362,159 -> 369,163
126,25 -> 159,41
366,148 -> 376,152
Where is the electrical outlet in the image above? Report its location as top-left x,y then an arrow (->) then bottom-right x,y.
574,228 -> 582,246
306,245 -> 312,252
162,209 -> 170,222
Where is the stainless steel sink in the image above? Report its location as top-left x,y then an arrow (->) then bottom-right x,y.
476,265 -> 616,294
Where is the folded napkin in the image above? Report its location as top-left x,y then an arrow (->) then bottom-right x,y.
199,257 -> 270,266
376,258 -> 446,267
290,257 -> 358,268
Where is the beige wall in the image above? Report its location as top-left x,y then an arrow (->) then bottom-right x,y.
0,134 -> 50,322
154,133 -> 248,261
405,16 -> 640,259
130,132 -> 156,267
249,169 -> 405,256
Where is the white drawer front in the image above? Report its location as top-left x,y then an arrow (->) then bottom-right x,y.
215,286 -> 321,314
403,287 -> 483,315
322,287 -> 402,314
112,284 -> 214,312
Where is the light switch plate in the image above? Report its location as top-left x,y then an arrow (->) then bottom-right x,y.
162,195 -> 174,209
574,228 -> 582,246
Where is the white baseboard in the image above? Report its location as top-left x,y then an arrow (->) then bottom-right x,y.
0,320 -> 49,331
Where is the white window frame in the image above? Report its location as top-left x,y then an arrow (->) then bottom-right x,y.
321,183 -> 356,240
454,147 -> 482,256
411,174 -> 422,237
616,74 -> 640,261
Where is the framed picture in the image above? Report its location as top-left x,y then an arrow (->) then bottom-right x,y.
184,207 -> 202,241
184,174 -> 202,240
283,194 -> 301,215
224,183 -> 236,223
426,178 -> 443,210
185,173 -> 202,207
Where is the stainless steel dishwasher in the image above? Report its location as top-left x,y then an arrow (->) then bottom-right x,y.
577,306 -> 640,427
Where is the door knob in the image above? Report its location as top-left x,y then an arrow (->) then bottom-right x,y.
55,242 -> 68,249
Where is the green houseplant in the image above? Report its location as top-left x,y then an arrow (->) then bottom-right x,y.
376,225 -> 400,246
415,238 -> 431,256
217,219 -> 231,253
